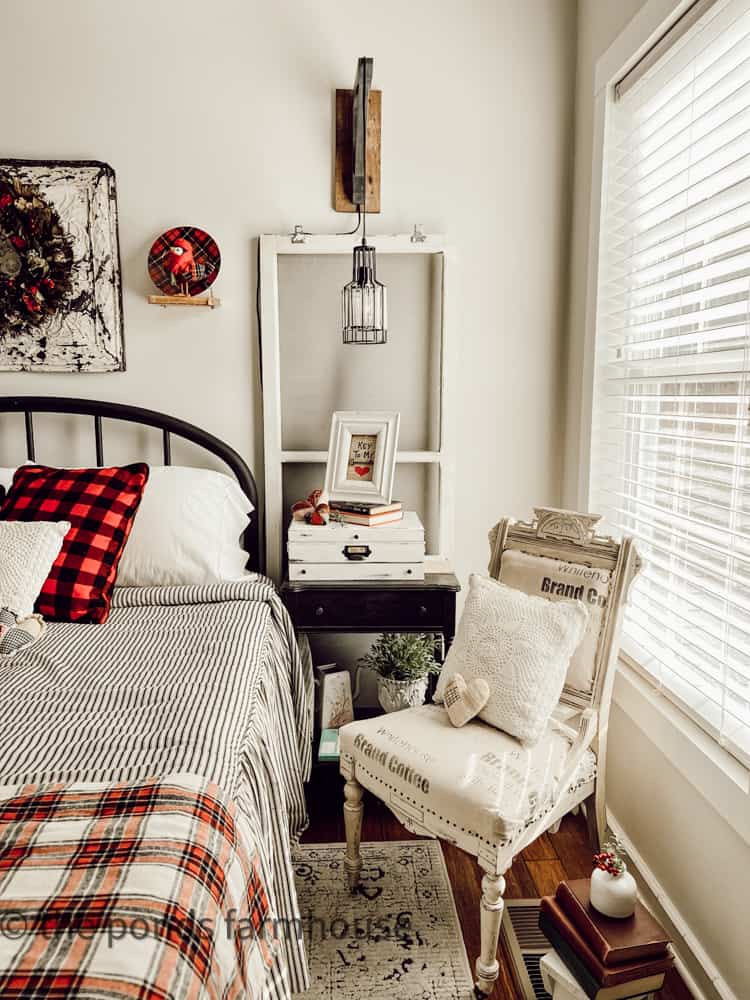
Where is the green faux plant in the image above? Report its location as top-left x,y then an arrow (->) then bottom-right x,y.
359,633 -> 441,682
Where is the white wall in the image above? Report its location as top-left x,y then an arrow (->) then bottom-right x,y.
0,0 -> 577,593
566,3 -> 750,997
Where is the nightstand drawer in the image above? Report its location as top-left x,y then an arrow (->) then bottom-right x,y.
290,589 -> 446,630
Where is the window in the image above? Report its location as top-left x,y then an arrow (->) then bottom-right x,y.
590,0 -> 750,766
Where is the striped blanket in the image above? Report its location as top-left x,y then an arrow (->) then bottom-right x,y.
0,577 -> 314,998
0,775 -> 277,999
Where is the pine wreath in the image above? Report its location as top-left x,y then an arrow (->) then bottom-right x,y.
0,173 -> 74,329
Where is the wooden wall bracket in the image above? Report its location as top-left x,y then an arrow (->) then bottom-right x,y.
147,293 -> 220,308
334,88 -> 381,214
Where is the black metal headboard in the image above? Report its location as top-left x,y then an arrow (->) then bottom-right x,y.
0,396 -> 263,574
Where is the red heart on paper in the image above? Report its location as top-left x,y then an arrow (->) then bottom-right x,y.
354,466 -> 370,477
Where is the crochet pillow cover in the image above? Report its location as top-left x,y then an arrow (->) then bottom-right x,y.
0,519 -> 70,618
434,574 -> 588,746
0,464 -> 149,624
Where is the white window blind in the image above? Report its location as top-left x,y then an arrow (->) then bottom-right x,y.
591,0 -> 750,767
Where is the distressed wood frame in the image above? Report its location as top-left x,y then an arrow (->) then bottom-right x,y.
259,232 -> 456,583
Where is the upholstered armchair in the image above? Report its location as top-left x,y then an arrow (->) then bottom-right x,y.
339,508 -> 641,996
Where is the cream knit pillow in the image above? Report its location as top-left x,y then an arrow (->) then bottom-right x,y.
0,520 -> 70,618
434,574 -> 588,746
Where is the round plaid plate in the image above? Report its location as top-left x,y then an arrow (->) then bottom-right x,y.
148,226 -> 221,297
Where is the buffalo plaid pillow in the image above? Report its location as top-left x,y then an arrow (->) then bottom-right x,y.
0,464 -> 149,624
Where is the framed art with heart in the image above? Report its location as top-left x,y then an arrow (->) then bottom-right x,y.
324,410 -> 400,504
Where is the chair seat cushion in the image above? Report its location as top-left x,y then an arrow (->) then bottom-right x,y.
340,704 -> 596,855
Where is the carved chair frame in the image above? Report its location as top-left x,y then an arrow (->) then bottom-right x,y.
342,507 -> 641,996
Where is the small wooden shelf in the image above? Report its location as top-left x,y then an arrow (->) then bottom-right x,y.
147,293 -> 220,309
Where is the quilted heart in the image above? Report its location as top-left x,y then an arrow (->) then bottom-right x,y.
443,672 -> 490,728
354,466 -> 370,477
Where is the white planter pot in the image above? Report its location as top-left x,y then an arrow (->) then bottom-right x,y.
590,865 -> 637,919
377,676 -> 428,713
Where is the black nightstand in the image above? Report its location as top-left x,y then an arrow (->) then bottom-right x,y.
280,571 -> 461,652
281,572 -> 461,769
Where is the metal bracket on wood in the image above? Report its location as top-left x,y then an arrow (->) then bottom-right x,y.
410,224 -> 427,244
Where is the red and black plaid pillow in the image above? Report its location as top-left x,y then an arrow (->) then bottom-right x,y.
0,464 -> 149,624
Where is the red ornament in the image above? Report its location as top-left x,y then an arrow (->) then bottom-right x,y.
42,277 -> 55,290
10,235 -> 26,250
290,489 -> 330,525
0,193 -> 12,210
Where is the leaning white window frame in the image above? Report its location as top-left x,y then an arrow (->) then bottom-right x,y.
579,0 -> 750,768
259,233 -> 456,583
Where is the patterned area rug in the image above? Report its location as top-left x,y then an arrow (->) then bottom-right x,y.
292,840 -> 475,999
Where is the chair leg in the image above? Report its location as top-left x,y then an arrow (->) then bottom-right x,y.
475,871 -> 506,996
584,792 -> 599,851
343,777 -> 364,892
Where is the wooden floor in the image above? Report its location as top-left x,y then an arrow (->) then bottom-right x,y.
303,768 -> 692,1000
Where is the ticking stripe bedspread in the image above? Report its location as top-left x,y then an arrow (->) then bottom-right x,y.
0,774 -> 278,999
0,577 -> 314,998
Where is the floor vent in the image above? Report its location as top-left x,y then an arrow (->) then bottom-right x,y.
501,899 -> 552,1000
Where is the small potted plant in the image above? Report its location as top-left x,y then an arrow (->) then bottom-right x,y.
590,838 -> 637,918
359,633 -> 441,713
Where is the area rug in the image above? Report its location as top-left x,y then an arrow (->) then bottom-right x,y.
292,840 -> 475,999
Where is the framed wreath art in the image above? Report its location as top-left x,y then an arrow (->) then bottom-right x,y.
0,160 -> 124,372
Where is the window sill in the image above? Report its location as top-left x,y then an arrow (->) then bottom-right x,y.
612,656 -> 750,847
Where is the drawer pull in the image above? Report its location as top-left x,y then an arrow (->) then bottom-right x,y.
342,544 -> 372,561
315,605 -> 325,617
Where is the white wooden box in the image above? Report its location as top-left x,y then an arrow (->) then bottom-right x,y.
288,511 -> 425,581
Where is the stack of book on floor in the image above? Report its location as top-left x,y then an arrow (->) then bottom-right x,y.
539,879 -> 673,1000
329,499 -> 403,526
317,728 -> 340,762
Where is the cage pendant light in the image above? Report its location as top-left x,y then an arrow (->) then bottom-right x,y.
342,60 -> 387,345
342,242 -> 387,344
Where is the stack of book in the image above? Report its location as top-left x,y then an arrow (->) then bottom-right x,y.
317,728 -> 340,762
329,500 -> 403,527
539,880 -> 673,1000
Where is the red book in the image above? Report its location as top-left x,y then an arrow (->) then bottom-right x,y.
539,897 -> 673,988
556,880 -> 670,967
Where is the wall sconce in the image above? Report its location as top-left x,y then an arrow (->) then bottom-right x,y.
340,58 -> 387,345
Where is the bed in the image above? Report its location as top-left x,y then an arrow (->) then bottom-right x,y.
0,397 -> 313,1000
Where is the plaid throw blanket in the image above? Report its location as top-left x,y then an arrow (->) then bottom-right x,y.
0,774 -> 280,999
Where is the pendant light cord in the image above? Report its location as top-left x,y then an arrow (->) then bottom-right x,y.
361,76 -> 368,246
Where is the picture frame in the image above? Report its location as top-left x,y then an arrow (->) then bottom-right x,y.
324,410 -> 400,505
316,663 -> 355,729
0,159 -> 124,372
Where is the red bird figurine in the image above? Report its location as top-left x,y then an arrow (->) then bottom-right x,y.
164,238 -> 215,292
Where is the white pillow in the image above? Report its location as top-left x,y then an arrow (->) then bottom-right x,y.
499,549 -> 611,695
434,574 -> 588,746
0,463 -> 34,500
117,466 -> 252,587
0,467 -> 18,497
0,520 -> 70,617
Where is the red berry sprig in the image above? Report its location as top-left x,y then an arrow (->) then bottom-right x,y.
593,848 -> 626,877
